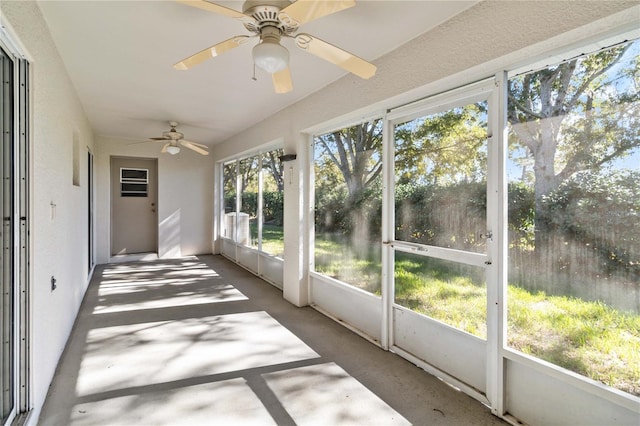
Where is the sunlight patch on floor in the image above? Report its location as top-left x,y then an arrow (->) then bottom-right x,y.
94,281 -> 247,313
70,378 -> 276,426
93,259 -> 244,313
263,362 -> 411,426
76,311 -> 320,396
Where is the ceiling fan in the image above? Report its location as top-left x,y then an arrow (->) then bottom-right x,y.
173,0 -> 377,93
146,121 -> 210,155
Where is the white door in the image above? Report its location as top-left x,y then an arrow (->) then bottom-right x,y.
387,81 -> 494,402
111,157 -> 158,255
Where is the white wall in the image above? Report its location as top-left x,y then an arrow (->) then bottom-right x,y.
95,136 -> 214,263
0,1 -> 95,422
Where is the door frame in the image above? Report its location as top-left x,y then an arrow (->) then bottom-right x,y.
383,78 -> 497,405
88,150 -> 95,273
0,31 -> 31,425
109,156 -> 158,257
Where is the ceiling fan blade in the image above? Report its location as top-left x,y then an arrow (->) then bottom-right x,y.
295,33 -> 376,79
174,35 -> 251,70
175,1 -> 256,25
181,140 -> 210,155
180,139 -> 209,149
279,0 -> 355,27
161,143 -> 170,153
149,137 -> 170,141
272,67 -> 293,94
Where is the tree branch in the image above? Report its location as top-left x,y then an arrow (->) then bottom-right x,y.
508,92 -> 544,120
565,45 -> 631,112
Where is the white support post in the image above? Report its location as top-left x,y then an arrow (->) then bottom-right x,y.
381,112 -> 394,350
257,154 -> 264,253
212,161 -> 221,254
282,133 -> 309,307
486,72 -> 509,416
234,160 -> 240,260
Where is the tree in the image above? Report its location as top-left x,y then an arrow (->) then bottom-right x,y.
508,41 -> 640,245
394,103 -> 488,185
223,158 -> 259,214
238,157 -> 259,193
315,119 -> 383,202
263,148 -> 284,192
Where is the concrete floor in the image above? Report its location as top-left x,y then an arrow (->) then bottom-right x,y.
39,255 -> 506,426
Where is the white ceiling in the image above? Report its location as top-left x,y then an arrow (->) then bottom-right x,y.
38,0 -> 477,146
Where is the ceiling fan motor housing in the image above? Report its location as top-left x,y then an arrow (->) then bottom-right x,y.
162,121 -> 183,140
242,0 -> 298,35
163,130 -> 184,140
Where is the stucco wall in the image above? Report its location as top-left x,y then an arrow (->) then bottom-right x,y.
0,0 -> 95,421
95,136 -> 214,263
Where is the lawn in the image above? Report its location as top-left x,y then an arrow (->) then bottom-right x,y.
249,222 -> 284,257
261,224 -> 284,257
261,228 -> 640,396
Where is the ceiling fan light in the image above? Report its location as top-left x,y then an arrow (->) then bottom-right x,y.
253,41 -> 289,74
166,145 -> 181,155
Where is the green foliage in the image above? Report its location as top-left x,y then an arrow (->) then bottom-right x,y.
395,181 -> 486,249
395,103 -> 488,185
263,148 -> 285,192
315,178 -> 487,250
223,147 -> 285,214
223,162 -> 236,196
509,168 -> 640,291
263,191 -> 284,225
224,190 -> 283,226
241,192 -> 258,217
508,181 -> 535,248
508,40 -> 640,213
544,169 -> 640,271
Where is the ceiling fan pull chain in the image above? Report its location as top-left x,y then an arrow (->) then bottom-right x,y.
252,63 -> 257,81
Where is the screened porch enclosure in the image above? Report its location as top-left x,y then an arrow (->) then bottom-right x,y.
219,36 -> 640,426
221,148 -> 286,288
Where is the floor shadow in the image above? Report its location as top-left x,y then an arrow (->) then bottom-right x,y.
39,255 -> 505,426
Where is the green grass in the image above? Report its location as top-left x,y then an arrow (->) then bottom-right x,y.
261,224 -> 284,257
507,286 -> 640,395
314,235 -> 382,293
394,254 -> 488,338
252,226 -> 640,396
249,223 -> 284,257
